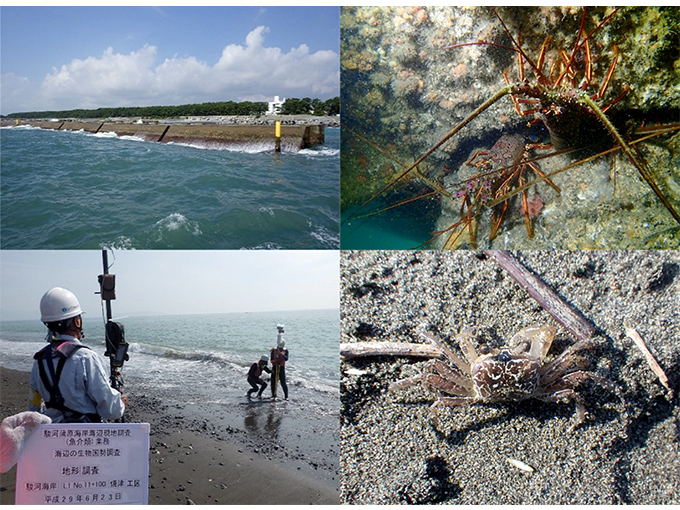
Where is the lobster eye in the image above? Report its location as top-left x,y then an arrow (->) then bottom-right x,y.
479,345 -> 491,355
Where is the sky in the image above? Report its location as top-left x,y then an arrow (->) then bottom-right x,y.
0,250 -> 340,321
0,6 -> 340,115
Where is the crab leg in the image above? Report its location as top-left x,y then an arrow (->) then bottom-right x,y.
388,375 -> 423,392
431,360 -> 474,392
389,368 -> 471,396
538,370 -> 614,396
539,339 -> 596,386
538,388 -> 588,426
420,330 -> 473,376
423,374 -> 472,396
489,199 -> 510,241
582,38 -> 593,90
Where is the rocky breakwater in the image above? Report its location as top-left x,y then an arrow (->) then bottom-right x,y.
178,114 -> 340,127
7,115 -> 333,151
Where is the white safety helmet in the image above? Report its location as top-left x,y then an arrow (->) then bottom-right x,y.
40,287 -> 83,323
278,339 -> 286,348
259,355 -> 269,364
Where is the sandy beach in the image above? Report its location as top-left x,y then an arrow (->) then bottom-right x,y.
340,250 -> 679,504
0,368 -> 339,505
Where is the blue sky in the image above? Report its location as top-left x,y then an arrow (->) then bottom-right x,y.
0,6 -> 339,115
0,250 -> 340,320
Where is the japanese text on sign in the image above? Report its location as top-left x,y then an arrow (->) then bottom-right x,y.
15,423 -> 149,505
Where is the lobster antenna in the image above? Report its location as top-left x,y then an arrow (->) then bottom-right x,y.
490,8 -> 550,86
558,7 -> 623,87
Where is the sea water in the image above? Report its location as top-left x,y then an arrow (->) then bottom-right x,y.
0,308 -> 339,405
0,125 -> 339,250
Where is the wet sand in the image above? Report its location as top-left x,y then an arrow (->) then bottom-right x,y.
0,368 -> 339,505
340,250 -> 679,504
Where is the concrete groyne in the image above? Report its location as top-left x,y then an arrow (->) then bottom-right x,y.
3,118 -> 327,150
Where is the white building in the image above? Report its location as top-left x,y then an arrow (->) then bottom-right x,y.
267,95 -> 286,115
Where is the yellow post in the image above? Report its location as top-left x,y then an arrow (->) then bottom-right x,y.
275,120 -> 281,152
15,119 -> 19,126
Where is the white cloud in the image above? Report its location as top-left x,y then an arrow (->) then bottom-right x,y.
3,26 -> 338,114
41,45 -> 158,108
1,73 -> 37,113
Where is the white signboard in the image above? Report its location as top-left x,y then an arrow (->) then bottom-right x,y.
15,422 -> 150,505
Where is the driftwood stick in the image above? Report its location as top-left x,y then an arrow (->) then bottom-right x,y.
623,320 -> 672,394
485,250 -> 596,342
340,341 -> 442,360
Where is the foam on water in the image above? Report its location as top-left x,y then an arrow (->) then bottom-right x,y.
154,213 -> 202,234
166,140 -> 287,154
298,146 -> 340,157
90,131 -> 147,143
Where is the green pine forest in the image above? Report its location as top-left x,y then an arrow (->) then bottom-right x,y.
4,97 -> 340,119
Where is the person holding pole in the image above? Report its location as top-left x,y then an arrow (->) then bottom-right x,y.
270,324 -> 289,400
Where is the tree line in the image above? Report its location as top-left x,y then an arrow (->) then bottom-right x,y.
280,97 -> 339,116
5,97 -> 340,119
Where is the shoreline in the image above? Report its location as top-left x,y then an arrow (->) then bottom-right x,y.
0,367 -> 339,505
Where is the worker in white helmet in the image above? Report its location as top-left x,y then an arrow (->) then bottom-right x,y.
29,287 -> 127,423
270,324 -> 289,399
247,355 -> 271,398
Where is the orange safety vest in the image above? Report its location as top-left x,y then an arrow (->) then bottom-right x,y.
271,348 -> 287,367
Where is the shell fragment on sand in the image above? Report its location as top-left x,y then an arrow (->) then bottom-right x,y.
506,458 -> 535,473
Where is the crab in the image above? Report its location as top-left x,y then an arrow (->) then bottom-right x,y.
389,324 -> 612,427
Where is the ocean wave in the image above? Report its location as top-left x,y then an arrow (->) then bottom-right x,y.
258,207 -> 275,217
309,224 -> 340,248
1,124 -> 42,131
100,236 -> 136,250
166,140 -> 299,154
128,341 -> 337,396
130,341 -> 247,369
298,147 -> 340,157
241,242 -> 284,250
154,213 -> 202,235
89,131 -> 147,143
293,376 -> 339,397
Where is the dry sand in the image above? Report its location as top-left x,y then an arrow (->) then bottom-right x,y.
340,250 -> 679,504
0,368 -> 338,505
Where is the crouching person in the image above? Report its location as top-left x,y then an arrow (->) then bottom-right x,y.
247,355 -> 271,399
